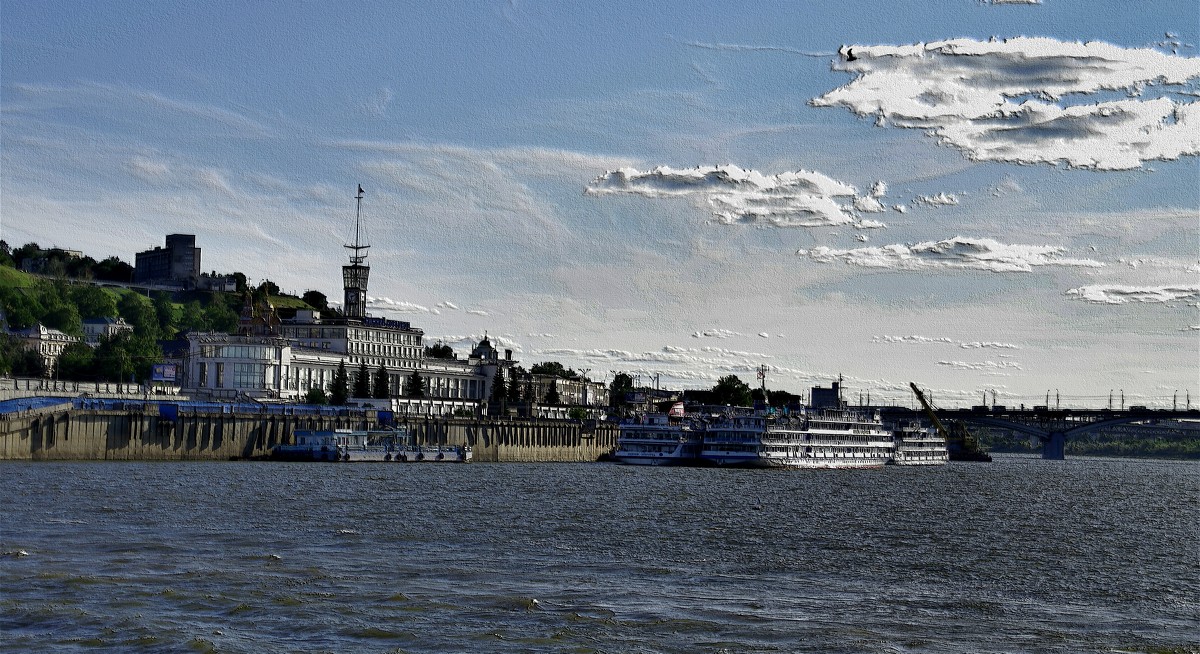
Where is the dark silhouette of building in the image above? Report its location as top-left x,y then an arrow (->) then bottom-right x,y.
134,234 -> 201,286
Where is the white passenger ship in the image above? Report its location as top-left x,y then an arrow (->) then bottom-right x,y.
890,422 -> 949,466
273,428 -> 471,462
700,407 -> 895,469
613,409 -> 702,465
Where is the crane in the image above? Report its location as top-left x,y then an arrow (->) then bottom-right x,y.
909,382 -> 992,462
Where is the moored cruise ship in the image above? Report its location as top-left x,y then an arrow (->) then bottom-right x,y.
613,407 -> 703,466
891,422 -> 949,466
700,407 -> 895,468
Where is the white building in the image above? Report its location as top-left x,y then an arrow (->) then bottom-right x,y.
12,323 -> 81,376
175,187 -> 520,414
82,316 -> 134,346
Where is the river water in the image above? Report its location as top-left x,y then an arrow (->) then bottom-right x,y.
1,455 -> 1196,653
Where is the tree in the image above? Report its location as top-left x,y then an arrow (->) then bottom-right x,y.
301,290 -> 329,312
610,372 -> 634,409
92,256 -> 133,283
544,380 -> 560,405
330,360 -> 349,406
489,371 -> 507,407
304,388 -> 327,405
203,300 -> 239,333
10,347 -> 47,378
530,361 -> 570,378
117,293 -> 159,340
353,361 -> 371,398
0,286 -> 44,330
373,364 -> 390,399
506,366 -> 524,404
152,292 -> 178,339
57,342 -> 97,380
93,334 -> 135,382
405,370 -> 426,399
178,300 -> 209,333
424,342 -> 455,359
258,280 -> 281,297
70,285 -> 118,320
712,374 -> 752,407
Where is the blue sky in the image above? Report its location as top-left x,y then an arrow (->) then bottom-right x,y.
3,1 -> 1197,407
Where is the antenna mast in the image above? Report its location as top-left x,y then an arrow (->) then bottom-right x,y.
341,184 -> 371,319
346,184 -> 369,265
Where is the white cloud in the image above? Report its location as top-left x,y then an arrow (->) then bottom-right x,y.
692,328 -> 746,339
854,195 -> 887,213
938,360 -> 1024,371
960,341 -> 1020,350
798,236 -> 1105,272
437,301 -> 460,310
586,164 -> 872,227
1065,284 -> 1200,304
811,37 -> 1200,170
875,335 -> 1020,349
127,156 -> 170,181
367,296 -> 439,314
466,309 -> 489,316
914,192 -> 959,207
875,335 -> 955,345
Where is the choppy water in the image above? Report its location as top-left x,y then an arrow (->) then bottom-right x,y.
1,456 -> 1196,653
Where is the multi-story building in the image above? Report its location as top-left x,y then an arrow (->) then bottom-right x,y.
81,316 -> 133,346
12,323 -> 80,376
133,234 -> 201,286
176,186 -> 518,414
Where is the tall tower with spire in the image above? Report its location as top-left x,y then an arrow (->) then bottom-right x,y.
342,184 -> 370,319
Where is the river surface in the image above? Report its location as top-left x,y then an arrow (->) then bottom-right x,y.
1,455 -> 1196,653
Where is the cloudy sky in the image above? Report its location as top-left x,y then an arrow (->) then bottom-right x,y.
3,1 -> 1197,407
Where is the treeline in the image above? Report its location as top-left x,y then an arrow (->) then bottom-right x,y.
1,241 -> 134,283
0,240 -> 297,382
981,427 -> 1200,460
0,275 -> 244,382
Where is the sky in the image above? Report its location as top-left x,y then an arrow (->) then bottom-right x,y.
2,1 -> 1197,408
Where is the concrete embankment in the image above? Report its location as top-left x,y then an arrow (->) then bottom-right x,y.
0,407 -> 617,462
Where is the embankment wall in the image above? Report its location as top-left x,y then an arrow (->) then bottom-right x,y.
0,409 -> 617,462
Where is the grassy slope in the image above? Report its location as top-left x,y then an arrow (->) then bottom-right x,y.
0,266 -> 36,289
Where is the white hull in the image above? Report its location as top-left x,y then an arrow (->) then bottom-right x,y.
615,413 -> 702,466
612,453 -> 695,466
702,408 -> 896,469
891,425 -> 949,466
704,452 -> 892,469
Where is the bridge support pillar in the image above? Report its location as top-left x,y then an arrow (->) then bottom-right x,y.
1042,431 -> 1066,460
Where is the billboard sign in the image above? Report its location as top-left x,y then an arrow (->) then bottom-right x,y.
151,363 -> 178,383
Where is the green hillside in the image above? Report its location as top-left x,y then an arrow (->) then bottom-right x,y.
0,266 -> 36,290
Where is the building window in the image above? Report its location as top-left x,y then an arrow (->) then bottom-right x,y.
233,363 -> 264,389
198,362 -> 208,387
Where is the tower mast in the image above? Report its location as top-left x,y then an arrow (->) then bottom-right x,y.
342,184 -> 370,319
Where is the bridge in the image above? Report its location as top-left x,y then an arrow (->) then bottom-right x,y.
883,405 -> 1200,459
